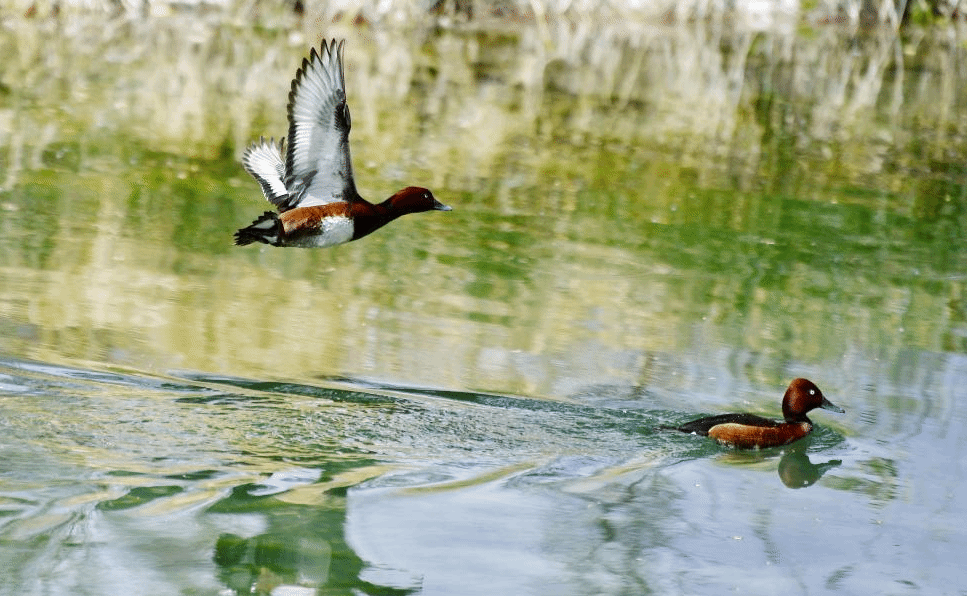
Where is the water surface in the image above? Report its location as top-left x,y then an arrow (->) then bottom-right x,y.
1,9 -> 966,596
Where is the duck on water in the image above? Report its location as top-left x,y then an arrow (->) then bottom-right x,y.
666,378 -> 845,449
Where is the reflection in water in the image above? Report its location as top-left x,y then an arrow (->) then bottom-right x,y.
670,427 -> 845,488
1,15 -> 966,395
214,532 -> 333,595
212,509 -> 416,596
777,445 -> 842,489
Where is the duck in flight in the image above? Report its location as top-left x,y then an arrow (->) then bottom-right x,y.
235,39 -> 451,248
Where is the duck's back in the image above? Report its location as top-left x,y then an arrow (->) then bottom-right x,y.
676,413 -> 780,435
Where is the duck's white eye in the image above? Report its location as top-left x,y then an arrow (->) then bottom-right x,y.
809,389 -> 816,395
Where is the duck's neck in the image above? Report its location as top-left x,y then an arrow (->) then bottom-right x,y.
351,201 -> 398,240
783,410 -> 813,424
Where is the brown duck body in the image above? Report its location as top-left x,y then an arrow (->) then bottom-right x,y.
235,186 -> 450,248
672,378 -> 845,449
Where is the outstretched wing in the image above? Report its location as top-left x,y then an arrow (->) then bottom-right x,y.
285,39 -> 360,208
242,137 -> 295,211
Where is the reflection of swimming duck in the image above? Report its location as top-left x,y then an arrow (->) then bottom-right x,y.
777,446 -> 842,488
669,378 -> 845,449
235,39 -> 451,249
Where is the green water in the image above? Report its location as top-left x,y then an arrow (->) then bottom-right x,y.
1,9 -> 966,596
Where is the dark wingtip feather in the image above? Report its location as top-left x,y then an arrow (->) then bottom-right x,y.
234,211 -> 283,246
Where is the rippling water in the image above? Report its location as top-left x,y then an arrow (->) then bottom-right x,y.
2,8 -> 967,596
1,354 -> 963,594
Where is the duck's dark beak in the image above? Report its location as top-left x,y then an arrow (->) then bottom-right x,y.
433,200 -> 452,212
820,396 -> 845,413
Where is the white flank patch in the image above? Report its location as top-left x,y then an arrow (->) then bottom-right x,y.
291,215 -> 354,248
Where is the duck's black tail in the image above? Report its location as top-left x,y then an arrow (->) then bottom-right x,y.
659,423 -> 707,436
234,211 -> 283,246
658,424 -> 695,434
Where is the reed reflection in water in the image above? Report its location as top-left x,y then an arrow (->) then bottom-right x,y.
2,10 -> 965,393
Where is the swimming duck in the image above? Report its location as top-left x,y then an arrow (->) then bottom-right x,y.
235,39 -> 451,248
669,378 -> 844,449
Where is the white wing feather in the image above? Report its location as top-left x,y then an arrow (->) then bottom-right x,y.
284,39 -> 359,208
241,137 -> 291,210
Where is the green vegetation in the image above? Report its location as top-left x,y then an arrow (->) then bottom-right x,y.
1,1 -> 966,391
